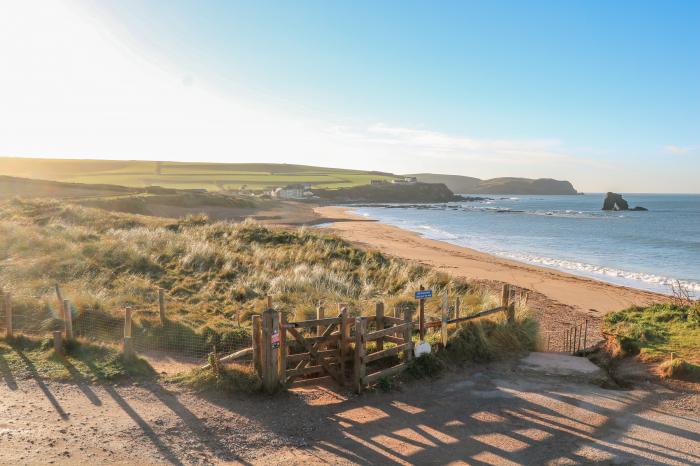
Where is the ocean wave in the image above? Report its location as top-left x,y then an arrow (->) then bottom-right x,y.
497,251 -> 700,293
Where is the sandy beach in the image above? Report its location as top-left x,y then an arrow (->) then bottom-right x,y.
315,206 -> 668,317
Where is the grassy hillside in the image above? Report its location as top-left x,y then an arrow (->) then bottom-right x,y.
0,157 -> 398,191
604,304 -> 700,380
410,173 -> 578,195
0,198 -> 496,357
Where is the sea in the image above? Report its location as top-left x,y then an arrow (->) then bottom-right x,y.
348,194 -> 700,296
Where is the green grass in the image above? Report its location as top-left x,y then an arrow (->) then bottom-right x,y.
604,303 -> 700,381
0,158 -> 399,190
0,335 -> 155,382
170,365 -> 261,394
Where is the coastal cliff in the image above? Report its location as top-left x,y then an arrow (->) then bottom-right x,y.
409,173 -> 578,195
314,182 -> 463,203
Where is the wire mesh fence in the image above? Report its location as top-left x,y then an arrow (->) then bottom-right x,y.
0,288 -> 253,372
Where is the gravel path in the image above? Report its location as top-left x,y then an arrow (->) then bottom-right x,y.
0,358 -> 698,465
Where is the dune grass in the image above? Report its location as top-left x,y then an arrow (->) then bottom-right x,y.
0,198 -> 487,358
604,303 -> 700,381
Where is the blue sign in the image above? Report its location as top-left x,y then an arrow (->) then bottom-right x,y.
415,289 -> 433,299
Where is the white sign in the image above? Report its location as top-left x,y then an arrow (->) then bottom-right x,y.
414,341 -> 432,357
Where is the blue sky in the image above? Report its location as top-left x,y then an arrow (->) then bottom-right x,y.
1,0 -> 698,191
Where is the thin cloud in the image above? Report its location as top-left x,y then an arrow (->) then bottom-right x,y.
664,145 -> 696,154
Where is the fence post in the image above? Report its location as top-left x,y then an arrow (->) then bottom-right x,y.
583,320 -> 588,353
441,293 -> 449,347
261,309 -> 279,393
54,284 -> 63,310
158,288 -> 166,325
4,292 -> 12,338
123,307 -> 134,357
419,285 -> 426,341
63,299 -> 73,340
124,307 -> 132,338
507,302 -> 516,324
278,311 -> 287,386
403,308 -> 413,362
501,284 -> 510,316
573,325 -> 578,354
53,330 -> 63,355
340,305 -> 349,385
455,297 -> 461,320
354,317 -> 367,394
252,315 -> 262,377
375,302 -> 384,352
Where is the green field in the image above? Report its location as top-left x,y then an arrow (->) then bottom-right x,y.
0,158 -> 398,191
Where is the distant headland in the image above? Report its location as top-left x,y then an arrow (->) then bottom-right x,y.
407,173 -> 578,195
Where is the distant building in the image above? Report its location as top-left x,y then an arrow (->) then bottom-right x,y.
270,184 -> 311,200
370,179 -> 387,185
391,176 -> 418,184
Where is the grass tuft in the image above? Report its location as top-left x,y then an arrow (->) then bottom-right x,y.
171,365 -> 262,394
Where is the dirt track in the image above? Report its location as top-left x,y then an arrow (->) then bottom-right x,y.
1,357 -> 698,465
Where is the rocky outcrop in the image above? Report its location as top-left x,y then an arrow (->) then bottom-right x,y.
602,192 -> 647,211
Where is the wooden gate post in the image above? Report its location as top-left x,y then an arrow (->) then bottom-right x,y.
63,299 -> 73,340
4,292 -> 12,338
455,297 -> 461,320
353,317 -> 367,393
158,288 -> 166,325
375,302 -> 384,352
317,303 -> 326,351
278,311 -> 287,385
441,293 -> 449,346
252,315 -> 262,377
340,305 -> 349,385
403,308 -> 413,362
419,285 -> 426,341
261,309 -> 280,393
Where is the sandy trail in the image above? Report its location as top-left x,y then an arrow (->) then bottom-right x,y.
0,357 -> 697,465
315,206 -> 668,315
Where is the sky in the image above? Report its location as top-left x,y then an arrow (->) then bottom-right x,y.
1,0 -> 698,192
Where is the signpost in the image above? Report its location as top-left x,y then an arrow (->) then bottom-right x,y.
414,289 -> 433,299
415,286 -> 432,342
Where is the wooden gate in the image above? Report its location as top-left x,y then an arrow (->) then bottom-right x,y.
353,304 -> 414,393
281,306 -> 351,387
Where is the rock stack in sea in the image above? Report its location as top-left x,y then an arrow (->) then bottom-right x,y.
602,192 -> 648,211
